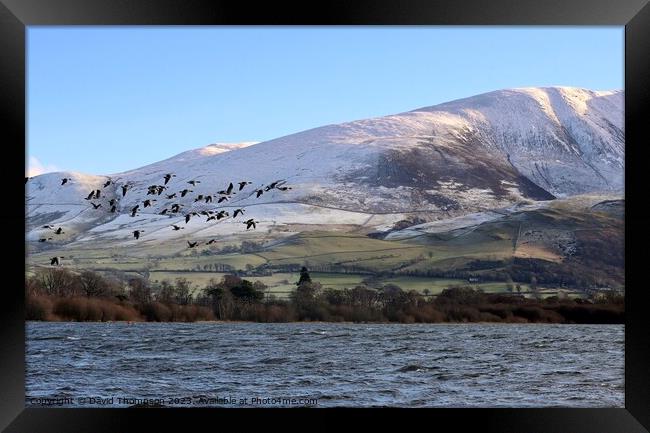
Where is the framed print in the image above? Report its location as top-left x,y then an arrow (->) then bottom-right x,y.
1,0 -> 649,431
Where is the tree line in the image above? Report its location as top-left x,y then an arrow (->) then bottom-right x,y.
25,267 -> 624,323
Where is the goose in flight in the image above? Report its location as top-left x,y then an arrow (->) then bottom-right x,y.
121,184 -> 130,197
206,239 -> 217,245
110,205 -> 117,213
188,180 -> 201,186
91,202 -> 102,209
103,180 -> 112,188
238,181 -> 251,191
50,256 -> 64,266
84,191 -> 96,200
38,237 -> 53,242
180,189 -> 193,198
187,241 -> 199,248
218,196 -> 229,203
109,198 -> 117,206
143,199 -> 156,208
233,208 -> 245,218
163,173 -> 176,185
54,227 -> 65,235
166,193 -> 177,199
243,219 -> 258,230
255,189 -> 264,198
61,178 -> 71,185
132,230 -> 144,240
226,182 -> 234,195
171,225 -> 184,231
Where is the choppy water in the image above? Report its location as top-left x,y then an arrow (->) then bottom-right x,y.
26,322 -> 624,407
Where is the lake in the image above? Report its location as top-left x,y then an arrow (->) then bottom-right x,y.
26,322 -> 624,407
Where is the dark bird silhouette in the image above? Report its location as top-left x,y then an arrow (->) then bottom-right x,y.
264,180 -> 283,192
42,225 -> 55,229
156,186 -> 166,195
91,202 -> 102,209
277,186 -> 292,191
163,173 -> 175,185
171,225 -> 184,231
207,239 -> 217,245
218,196 -> 228,203
109,198 -> 117,206
95,189 -> 101,199
217,189 -> 228,195
233,208 -> 245,218
38,237 -> 53,242
185,213 -> 195,224
216,211 -> 229,220
110,205 -> 117,213
256,189 -> 264,198
61,178 -> 71,185
204,195 -> 213,203
54,227 -> 64,235
103,180 -> 111,188
159,208 -> 168,215
238,181 -> 251,191
132,230 -> 144,240
171,204 -> 183,213
194,194 -> 204,202
188,180 -> 201,186
187,241 -> 199,248
121,185 -> 129,197
243,219 -> 258,230
84,191 -> 95,200
206,215 -> 217,222
180,189 -> 193,197
130,205 -> 139,217
166,193 -> 177,199
143,199 -> 156,208
226,182 -> 234,195
50,256 -> 64,266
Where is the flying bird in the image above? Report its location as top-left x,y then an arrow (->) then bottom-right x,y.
91,202 -> 102,209
277,186 -> 292,191
159,208 -> 168,215
103,180 -> 112,188
54,227 -> 64,235
84,191 -> 95,200
180,189 -> 193,197
206,215 -> 217,222
166,193 -> 177,199
194,194 -> 204,202
204,196 -> 213,203
233,208 -> 245,218
110,205 -> 117,213
38,237 -> 52,242
218,196 -> 228,203
188,180 -> 201,186
121,185 -> 129,197
243,219 -> 258,230
171,204 -> 183,213
132,230 -> 144,240
143,199 -> 156,208
42,225 -> 55,229
187,241 -> 199,248
109,199 -> 117,206
61,178 -> 71,185
226,182 -> 234,195
163,173 -> 176,185
49,256 -> 64,266
95,189 -> 101,199
256,189 -> 264,198
238,181 -> 251,191
171,225 -> 184,231
206,239 -> 217,245
130,205 -> 139,217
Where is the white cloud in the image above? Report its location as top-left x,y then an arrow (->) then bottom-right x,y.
27,156 -> 60,177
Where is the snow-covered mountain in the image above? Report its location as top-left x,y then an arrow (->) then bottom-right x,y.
26,86 -> 624,247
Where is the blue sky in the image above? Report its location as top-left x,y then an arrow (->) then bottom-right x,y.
27,27 -> 623,175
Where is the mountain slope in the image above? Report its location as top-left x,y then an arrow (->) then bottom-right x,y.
26,86 -> 624,249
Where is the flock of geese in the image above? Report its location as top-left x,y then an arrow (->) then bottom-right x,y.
28,173 -> 293,266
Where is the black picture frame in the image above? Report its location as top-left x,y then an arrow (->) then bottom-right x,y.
2,1 -> 649,431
